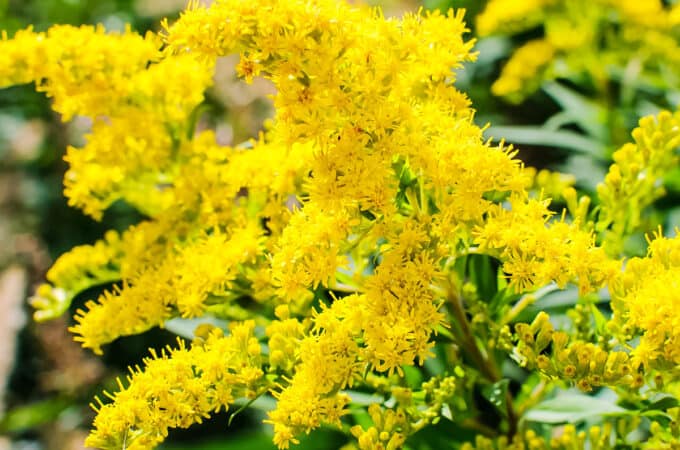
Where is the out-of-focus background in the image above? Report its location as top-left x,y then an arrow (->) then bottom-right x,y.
2,0 -> 679,448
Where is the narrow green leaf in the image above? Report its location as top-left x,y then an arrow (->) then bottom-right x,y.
485,126 -> 607,157
403,365 -> 424,389
468,254 -> 498,302
643,395 -> 679,412
559,154 -> 608,192
542,82 -> 607,140
525,393 -> 624,424
590,303 -> 608,334
347,390 -> 384,406
229,394 -> 266,426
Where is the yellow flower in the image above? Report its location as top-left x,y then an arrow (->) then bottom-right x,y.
86,322 -> 264,450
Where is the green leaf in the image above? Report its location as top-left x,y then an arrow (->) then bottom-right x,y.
467,254 -> 498,302
229,394 -> 265,426
542,110 -> 581,132
164,316 -> 230,339
485,125 -> 607,157
525,393 -> 625,424
643,395 -> 679,412
481,379 -> 510,418
406,416 -> 472,449
663,167 -> 680,192
349,405 -> 374,430
542,82 -> 607,140
636,99 -> 664,119
347,390 -> 385,406
667,207 -> 680,232
424,344 -> 447,376
474,37 -> 512,66
490,287 -> 521,321
0,398 -> 71,433
514,372 -> 550,409
590,303 -> 608,334
513,287 -> 577,322
515,286 -> 610,323
403,365 -> 424,389
559,154 -> 608,192
232,395 -> 277,413
162,434 -> 275,450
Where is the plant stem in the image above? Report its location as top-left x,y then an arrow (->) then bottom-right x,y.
502,294 -> 535,325
502,283 -> 559,325
447,286 -> 499,382
517,380 -> 548,416
446,284 -> 519,437
461,418 -> 498,437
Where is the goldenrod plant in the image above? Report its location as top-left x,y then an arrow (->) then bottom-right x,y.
477,0 -> 680,104
473,0 -> 680,218
1,0 -> 680,449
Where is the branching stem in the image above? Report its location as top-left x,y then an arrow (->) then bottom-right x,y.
446,284 -> 519,438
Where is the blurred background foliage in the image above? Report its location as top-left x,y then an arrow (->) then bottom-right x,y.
1,0 -> 679,449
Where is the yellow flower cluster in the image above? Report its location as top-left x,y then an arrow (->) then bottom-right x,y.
474,195 -> 618,295
31,230 -> 124,321
476,0 -> 555,38
462,424 -> 616,450
265,306 -> 308,374
350,404 -> 409,450
611,231 -> 680,369
0,25 -> 160,120
0,24 -> 214,218
489,39 -> 555,102
87,322 -> 264,450
70,223 -> 264,354
478,0 -> 680,102
4,0 -> 680,448
525,168 -> 575,203
596,111 -> 680,255
514,313 -> 640,392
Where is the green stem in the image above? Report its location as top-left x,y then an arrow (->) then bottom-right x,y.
502,284 -> 559,325
502,294 -> 535,325
461,418 -> 498,438
447,287 -> 500,382
446,284 -> 519,438
517,380 -> 548,416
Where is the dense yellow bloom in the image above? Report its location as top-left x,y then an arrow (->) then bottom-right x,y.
270,204 -> 358,305
31,230 -> 124,321
0,25 -> 161,120
265,306 -> 309,374
350,404 -> 409,450
474,195 -> 618,295
612,231 -> 680,369
4,0 -> 680,448
87,322 -> 264,450
63,114 -> 175,218
70,223 -> 264,354
1,25 -> 213,219
525,168 -> 575,202
268,300 -> 358,448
